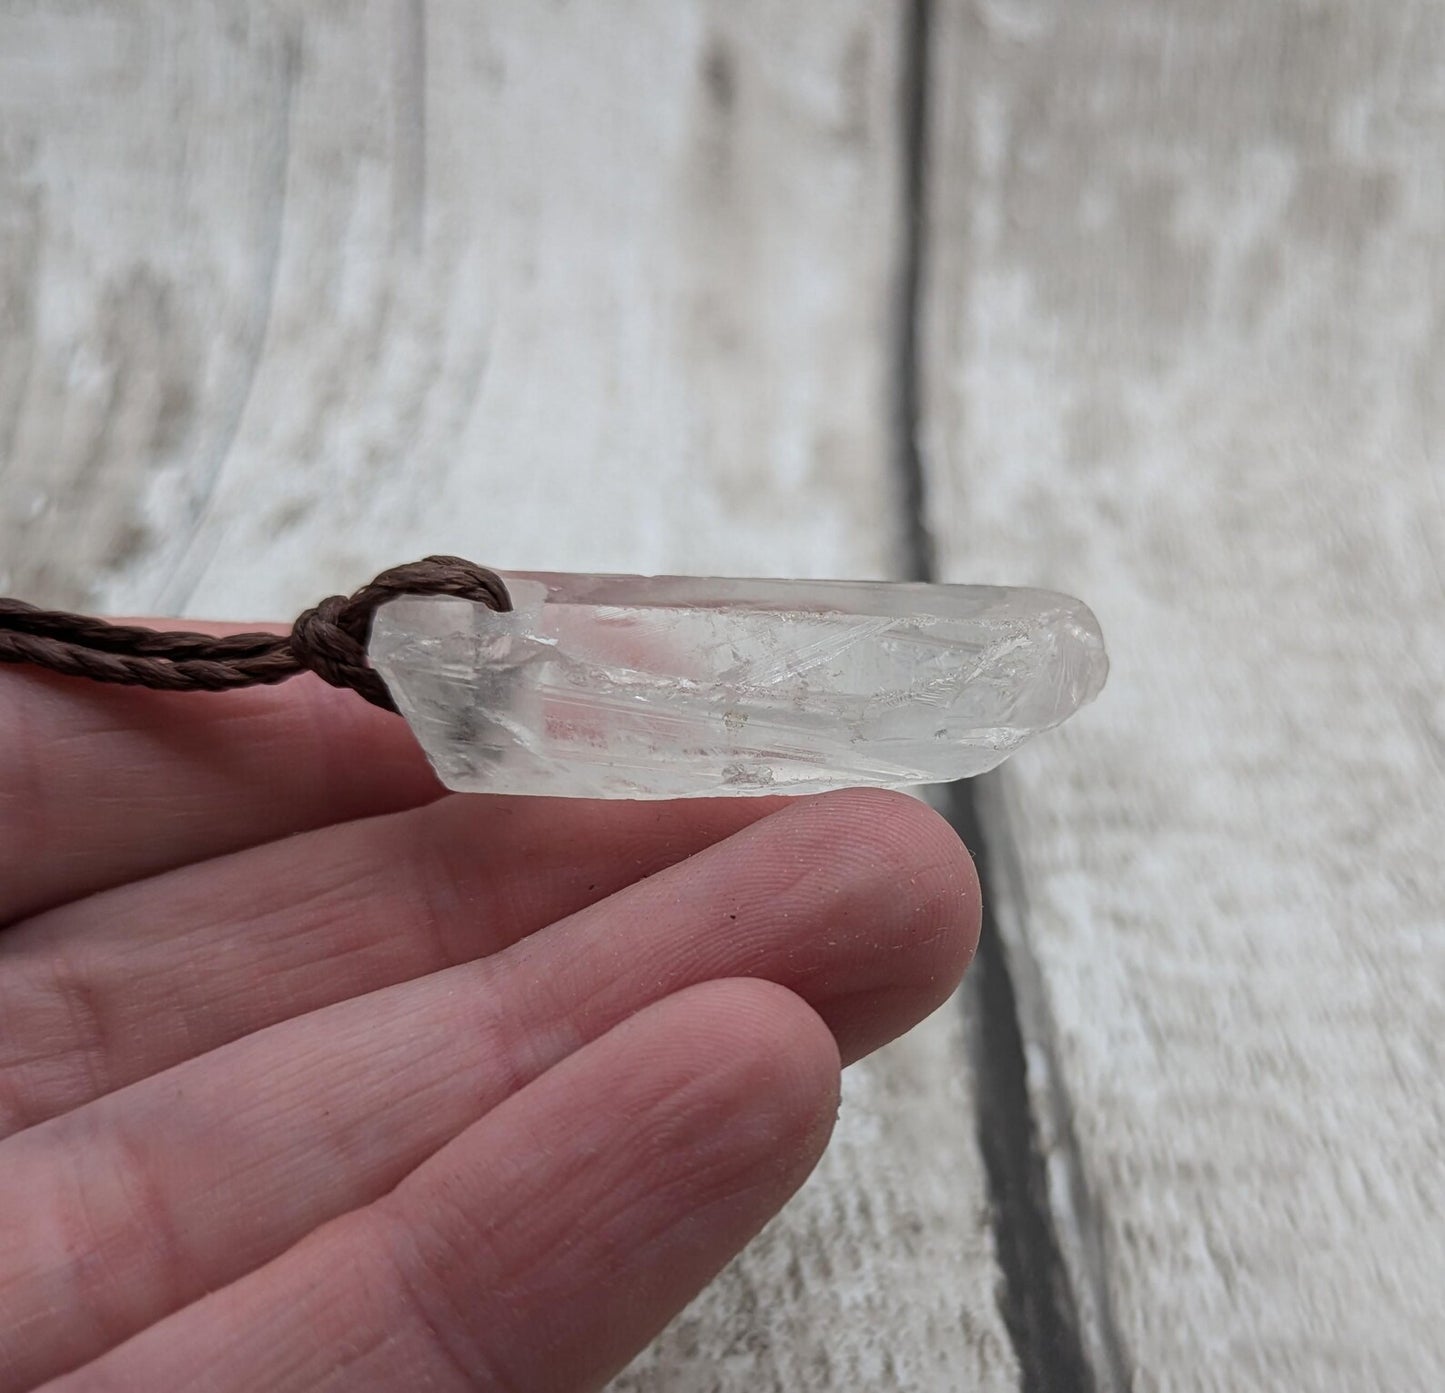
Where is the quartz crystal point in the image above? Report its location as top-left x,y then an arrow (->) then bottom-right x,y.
369,572 -> 1108,799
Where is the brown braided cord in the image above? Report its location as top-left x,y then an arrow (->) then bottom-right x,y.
0,556 -> 512,713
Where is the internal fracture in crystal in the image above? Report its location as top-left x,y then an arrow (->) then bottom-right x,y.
369,571 -> 1108,799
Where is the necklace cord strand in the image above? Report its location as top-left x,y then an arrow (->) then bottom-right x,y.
0,556 -> 512,713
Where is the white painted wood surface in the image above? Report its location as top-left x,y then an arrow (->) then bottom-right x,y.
0,5 -> 1019,1391
1,0 -> 907,618
924,2 -> 1445,1388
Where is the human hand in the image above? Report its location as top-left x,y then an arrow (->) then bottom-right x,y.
0,626 -> 979,1392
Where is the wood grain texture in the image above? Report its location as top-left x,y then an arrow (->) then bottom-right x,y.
923,1 -> 1445,1388
1,0 -> 909,618
0,5 -> 1019,1389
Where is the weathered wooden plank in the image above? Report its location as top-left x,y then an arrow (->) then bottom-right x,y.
1,0 -> 911,618
0,5 -> 1019,1388
924,1 -> 1445,1388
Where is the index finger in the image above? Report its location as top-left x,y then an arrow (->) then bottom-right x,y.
0,620 -> 440,921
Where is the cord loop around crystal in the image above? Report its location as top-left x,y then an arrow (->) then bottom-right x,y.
0,556 -> 512,712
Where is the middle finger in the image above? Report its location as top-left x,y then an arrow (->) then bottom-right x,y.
0,792 -> 784,1136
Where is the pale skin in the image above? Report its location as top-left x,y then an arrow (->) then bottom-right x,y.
0,622 -> 980,1392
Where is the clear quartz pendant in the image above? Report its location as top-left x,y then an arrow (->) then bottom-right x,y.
368,572 -> 1108,799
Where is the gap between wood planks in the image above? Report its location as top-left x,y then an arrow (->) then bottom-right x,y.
891,4 -> 1116,1390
